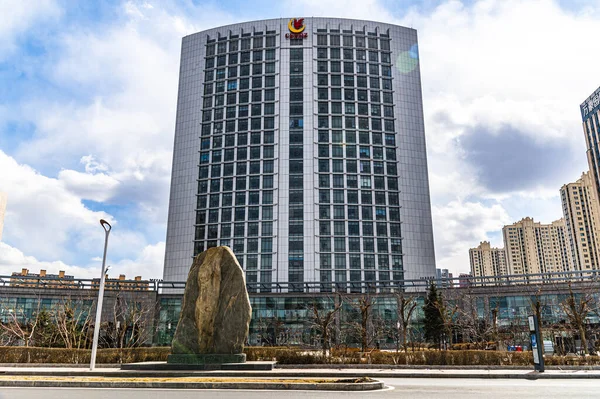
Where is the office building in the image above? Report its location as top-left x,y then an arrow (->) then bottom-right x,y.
469,241 -> 507,279
163,18 -> 437,290
502,217 -> 573,279
560,171 -> 600,271
581,87 -> 600,202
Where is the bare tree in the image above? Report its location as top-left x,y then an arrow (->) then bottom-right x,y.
559,282 -> 595,355
54,297 -> 94,350
454,287 -> 497,348
342,293 -> 385,353
434,289 -> 459,349
0,297 -> 42,347
393,292 -> 417,353
254,315 -> 288,346
102,293 -> 153,348
304,295 -> 343,356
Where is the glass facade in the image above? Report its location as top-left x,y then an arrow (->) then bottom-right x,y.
164,18 -> 436,287
196,30 -> 278,291
2,284 -> 599,349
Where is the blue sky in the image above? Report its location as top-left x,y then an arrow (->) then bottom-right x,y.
1,0 -> 599,279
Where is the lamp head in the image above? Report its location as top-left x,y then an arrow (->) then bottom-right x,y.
100,219 -> 112,233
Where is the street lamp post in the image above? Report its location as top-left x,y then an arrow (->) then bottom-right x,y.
90,219 -> 112,371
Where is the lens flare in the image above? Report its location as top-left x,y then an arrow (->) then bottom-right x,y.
396,43 -> 419,74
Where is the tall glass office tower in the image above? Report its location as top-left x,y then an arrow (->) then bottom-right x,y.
163,18 -> 436,290
581,86 -> 600,202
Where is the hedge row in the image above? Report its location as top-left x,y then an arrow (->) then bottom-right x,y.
2,346 -> 600,366
0,347 -> 171,364
248,348 -> 600,366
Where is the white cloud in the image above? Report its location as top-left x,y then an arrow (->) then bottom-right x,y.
0,149 -> 111,261
110,241 -> 165,280
0,241 -> 166,280
0,0 -> 61,59
0,242 -> 97,279
432,200 -> 512,274
3,0 -> 600,281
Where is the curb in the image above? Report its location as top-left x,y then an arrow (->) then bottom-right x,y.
1,370 -> 599,379
0,379 -> 385,391
276,364 -> 600,370
3,363 -> 600,370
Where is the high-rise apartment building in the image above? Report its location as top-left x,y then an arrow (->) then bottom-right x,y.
163,18 -> 437,289
435,268 -> 453,287
0,192 -> 6,241
581,87 -> 600,202
560,171 -> 600,271
469,241 -> 507,278
502,217 -> 573,279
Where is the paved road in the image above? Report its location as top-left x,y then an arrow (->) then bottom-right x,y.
2,378 -> 600,398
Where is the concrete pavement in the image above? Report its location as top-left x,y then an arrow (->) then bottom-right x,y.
2,378 -> 600,398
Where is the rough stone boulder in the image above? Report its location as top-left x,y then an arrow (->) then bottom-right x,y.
171,246 -> 251,356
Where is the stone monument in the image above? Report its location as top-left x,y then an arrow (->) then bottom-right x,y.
167,246 -> 252,364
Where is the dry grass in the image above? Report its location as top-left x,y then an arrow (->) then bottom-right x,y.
0,375 -> 371,384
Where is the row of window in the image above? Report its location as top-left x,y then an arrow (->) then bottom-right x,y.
204,76 -> 276,93
197,171 -> 275,192
196,176 -> 274,194
206,35 -> 277,56
317,60 -> 391,74
200,146 -> 275,162
202,89 -> 395,109
196,206 -> 274,224
319,220 -> 401,236
319,131 -> 397,146
316,48 -> 391,63
203,77 -> 395,95
318,102 -> 395,117
200,132 -> 275,149
318,87 -> 394,102
315,34 -> 390,49
202,91 -> 275,108
320,252 -> 403,268
200,163 -> 273,179
200,118 -> 397,136
205,49 -> 276,69
195,222 -> 274,240
319,115 -> 395,131
318,182 -> 400,198
319,237 -> 402,253
317,74 -> 393,89
196,189 -> 275,206
193,239 -> 274,256
320,271 -> 405,286
198,203 -> 400,222
198,175 -> 399,195
205,62 -> 277,81
201,118 -> 276,135
203,103 -> 276,120
195,236 -> 402,255
288,61 -> 392,77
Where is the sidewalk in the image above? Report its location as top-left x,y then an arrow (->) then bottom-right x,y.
1,365 -> 600,379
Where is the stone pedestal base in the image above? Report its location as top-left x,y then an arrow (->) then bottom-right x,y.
121,360 -> 274,371
167,353 -> 246,364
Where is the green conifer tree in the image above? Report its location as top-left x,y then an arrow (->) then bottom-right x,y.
423,281 -> 443,347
